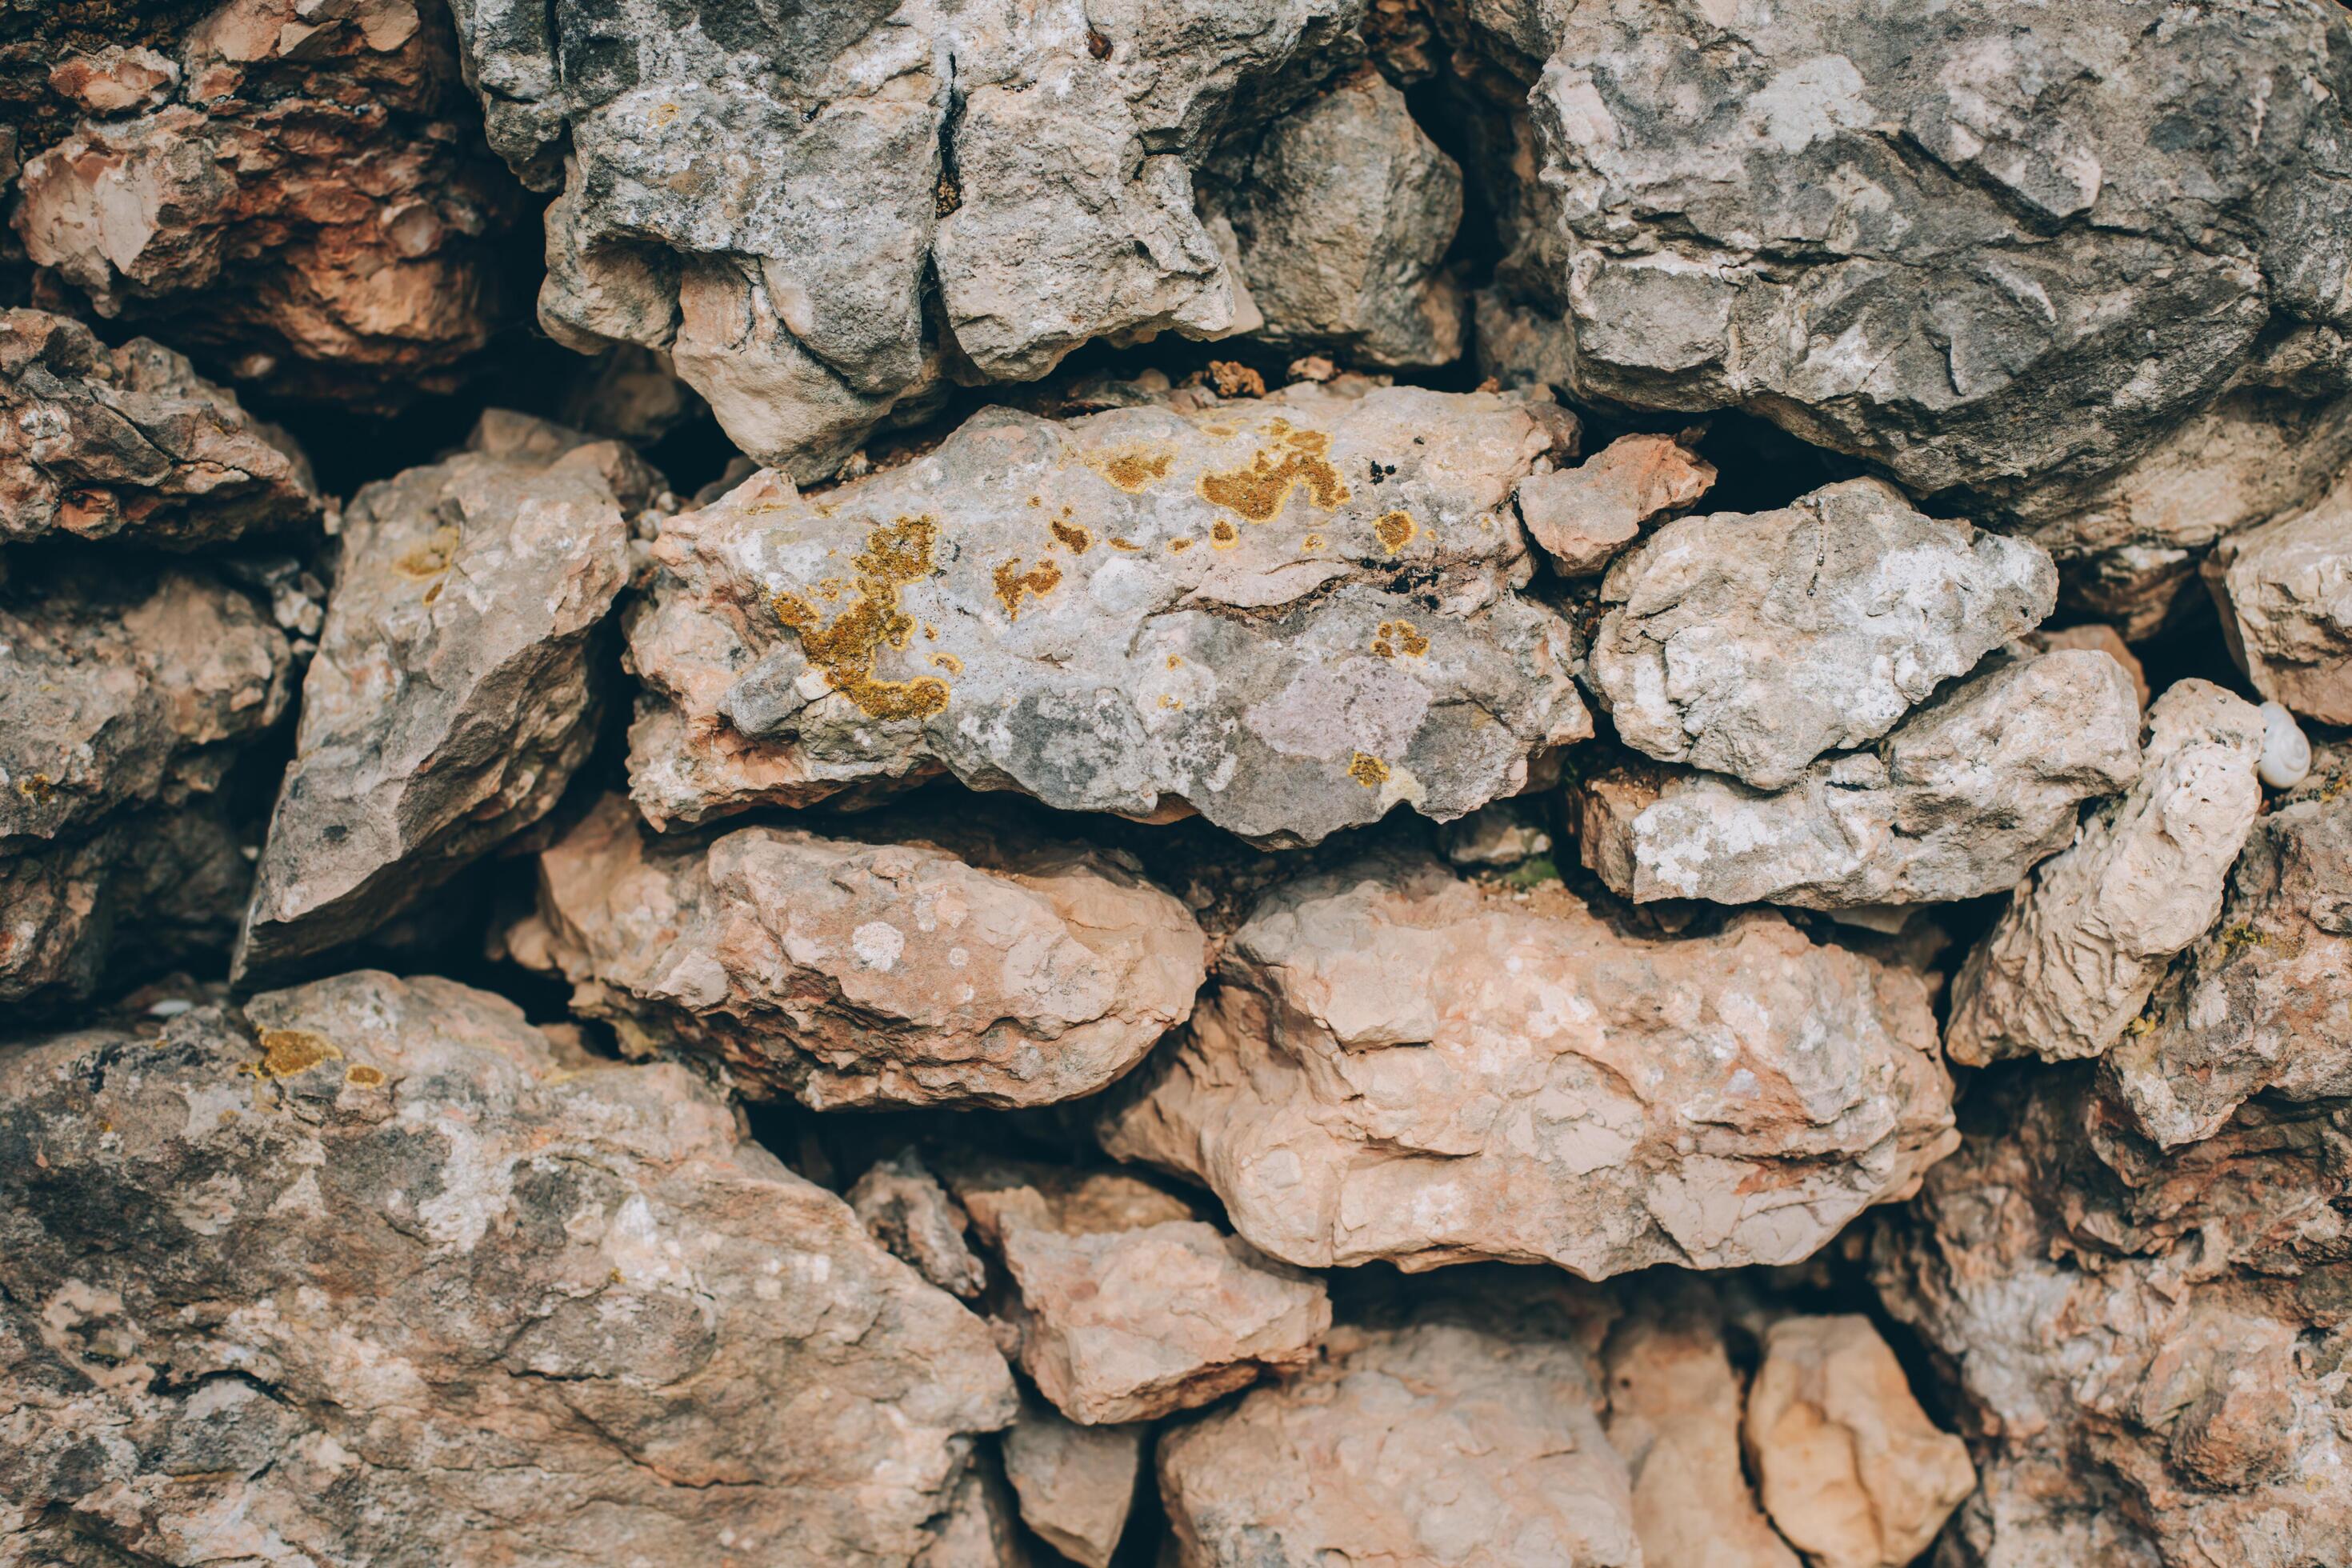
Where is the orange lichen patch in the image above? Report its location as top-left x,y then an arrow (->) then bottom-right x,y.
930,651 -> 964,674
1348,752 -> 1391,788
1372,619 -> 1430,660
1159,694 -> 1184,710
1110,536 -> 1142,551
346,1063 -> 386,1087
1279,425 -> 1330,457
393,524 -> 459,580
771,514 -> 951,720
1210,519 -> 1241,550
254,1029 -> 342,1078
1374,510 -> 1418,554
1101,450 -> 1174,492
1166,655 -> 1183,669
1050,519 -> 1094,553
922,622 -> 938,640
1029,495 -> 1043,507
17,774 -> 57,803
1198,435 -> 1350,522
1170,538 -> 1194,554
993,557 -> 1064,621
1302,534 -> 1324,551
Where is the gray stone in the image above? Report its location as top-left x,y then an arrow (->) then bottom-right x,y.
1516,430 -> 1713,578
852,1149 -> 990,1299
2206,475 -> 2352,726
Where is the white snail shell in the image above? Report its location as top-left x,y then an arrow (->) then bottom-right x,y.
2259,700 -> 2311,790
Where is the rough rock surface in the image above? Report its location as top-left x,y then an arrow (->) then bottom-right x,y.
626,382 -> 1588,845
1,565 -> 290,1008
944,1160 -> 1330,1425
1874,1067 -> 2352,1568
2106,750 -> 2352,1148
1579,650 -> 2144,909
506,794 -> 1207,1109
234,414 -> 654,980
1744,1314 -> 1975,1568
1001,1397 -> 1146,1568
1590,479 -> 2057,790
1516,430 -> 1714,577
850,1148 -> 990,1299
0,308 -> 320,546
0,970 -> 1018,1566
2025,622 -> 2150,710
1947,680 -> 2266,1066
1099,850 -> 1954,1277
2207,478 -> 2352,726
14,0 -> 519,406
1157,1318 -> 1643,1567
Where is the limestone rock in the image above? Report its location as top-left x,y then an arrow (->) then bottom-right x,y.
1590,479 -> 2056,790
235,414 -> 654,980
506,794 -> 1208,1110
1744,1315 -> 1974,1568
1098,850 -> 1954,1277
1517,430 -> 1714,577
2207,478 -> 2352,726
1579,650 -> 2144,909
1156,1319 -> 1643,1567
2105,750 -> 2352,1148
917,1451 -> 1034,1568
1438,798 -> 1554,868
0,308 -> 320,547
625,382 -> 1589,845
2025,622 -> 2149,710
943,1160 -> 1330,1425
1946,680 -> 2266,1066
851,1149 -> 990,1299
14,0 -> 519,407
1002,1397 -> 1146,1568
1874,1067 -> 2352,1568
0,970 -> 1018,1566
1222,68 -> 1464,368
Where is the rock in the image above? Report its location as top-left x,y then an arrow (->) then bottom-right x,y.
505,794 -> 1208,1109
1589,478 -> 2056,790
1222,68 -> 1464,369
1874,1067 -> 2352,1567
2206,477 -> 2352,725
0,970 -> 1018,1566
0,308 -> 321,546
2105,750 -> 2352,1148
1156,1318 -> 1644,1567
625,382 -> 1589,845
14,0 -> 519,407
851,1149 -> 990,1299
1744,1315 -> 1974,1568
1517,430 -> 1714,577
234,414 -> 654,981
917,1450 -> 1035,1568
449,0 -> 1364,477
1,563 -> 290,1008
1098,850 -> 1954,1277
560,343 -> 709,447
2025,622 -> 2149,710
1438,798 -> 1553,868
942,1160 -> 1330,1425
1578,649 -> 2144,909
1946,680 -> 2266,1066
1002,1397 -> 1147,1568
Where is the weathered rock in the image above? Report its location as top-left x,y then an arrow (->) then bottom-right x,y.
1001,1396 -> 1146,1568
0,970 -> 1018,1566
1874,1067 -> 2352,1568
1157,1319 -> 1643,1567
449,0 -> 1364,476
1744,1314 -> 1974,1568
626,382 -> 1588,845
1,564 -> 290,1008
943,1160 -> 1330,1425
1221,68 -> 1464,369
1590,479 -> 2056,790
14,0 -> 520,407
2206,477 -> 2352,726
1438,798 -> 1553,868
917,1450 -> 1034,1568
851,1148 -> 990,1298
560,343 -> 708,447
1099,850 -> 1954,1277
1579,650 -> 2144,909
2105,749 -> 2352,1148
235,413 -> 654,980
1946,680 -> 2266,1066
1517,430 -> 1713,577
0,307 -> 319,546
506,794 -> 1207,1109
2025,622 -> 2149,710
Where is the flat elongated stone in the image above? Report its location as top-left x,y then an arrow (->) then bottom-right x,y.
1098,850 -> 1954,1277
2207,479 -> 2352,726
1590,479 -> 2056,790
626,382 -> 1588,846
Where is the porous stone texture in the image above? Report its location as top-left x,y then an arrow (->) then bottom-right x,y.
2105,749 -> 2352,1149
0,307 -> 320,546
1579,649 -> 2144,909
14,0 -> 519,406
1098,850 -> 1955,1277
625,382 -> 1589,845
1947,680 -> 2266,1066
1589,479 -> 2057,790
505,794 -> 1208,1109
1744,1314 -> 1975,1568
1874,1067 -> 2352,1568
2206,478 -> 2352,726
0,970 -> 1018,1566
0,564 -> 290,1009
448,0 -> 1365,476
850,1148 -> 990,1299
943,1160 -> 1330,1425
1156,1318 -> 1644,1567
1001,1396 -> 1146,1568
2025,621 -> 2149,710
1516,430 -> 1714,577
234,413 -> 654,980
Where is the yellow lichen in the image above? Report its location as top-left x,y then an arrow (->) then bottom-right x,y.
930,651 -> 964,674
1302,533 -> 1324,550
255,1029 -> 342,1079
1210,519 -> 1241,550
1371,619 -> 1430,659
993,557 -> 1064,620
770,514 -> 950,720
1374,510 -> 1418,554
16,774 -> 56,803
1348,752 -> 1390,788
1109,537 -> 1142,552
1170,538 -> 1194,554
346,1063 -> 386,1087
393,524 -> 459,581
1198,433 -> 1350,521
1050,519 -> 1094,553
1101,450 -> 1174,492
